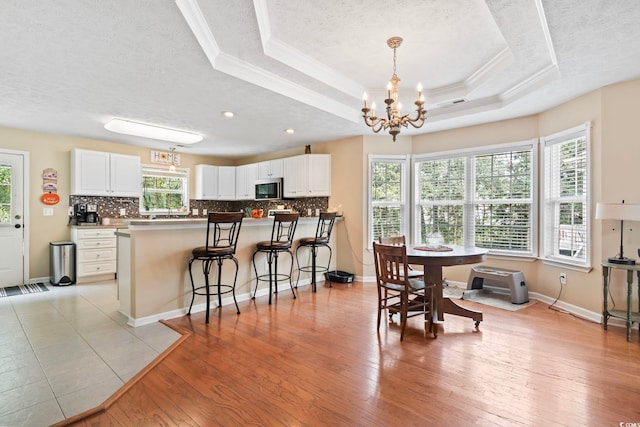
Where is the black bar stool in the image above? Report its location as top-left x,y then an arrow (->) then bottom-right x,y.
187,212 -> 244,323
295,212 -> 337,292
251,212 -> 299,304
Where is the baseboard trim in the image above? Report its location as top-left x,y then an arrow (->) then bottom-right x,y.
124,278 -> 318,327
443,279 -> 606,325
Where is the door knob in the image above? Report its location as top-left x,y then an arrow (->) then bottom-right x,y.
14,224 -> 21,228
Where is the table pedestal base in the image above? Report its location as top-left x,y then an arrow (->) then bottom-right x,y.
443,297 -> 483,327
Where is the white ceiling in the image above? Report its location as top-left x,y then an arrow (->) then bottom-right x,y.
1,0 -> 639,158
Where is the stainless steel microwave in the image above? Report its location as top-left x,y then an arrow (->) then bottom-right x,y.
255,178 -> 282,200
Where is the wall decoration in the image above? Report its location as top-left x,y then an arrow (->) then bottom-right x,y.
42,168 -> 57,180
150,150 -> 181,166
41,167 -> 60,205
41,193 -> 60,205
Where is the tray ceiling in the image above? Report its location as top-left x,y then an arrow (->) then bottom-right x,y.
0,0 -> 639,157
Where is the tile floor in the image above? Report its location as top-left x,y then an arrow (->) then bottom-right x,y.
0,280 -> 181,426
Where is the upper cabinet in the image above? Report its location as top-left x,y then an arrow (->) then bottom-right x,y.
257,159 -> 283,180
71,149 -> 141,197
195,165 -> 236,200
236,163 -> 258,200
283,154 -> 331,198
218,166 -> 236,200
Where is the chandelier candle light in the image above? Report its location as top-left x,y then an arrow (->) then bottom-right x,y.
362,37 -> 427,141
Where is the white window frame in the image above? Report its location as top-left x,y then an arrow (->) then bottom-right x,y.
368,154 -> 410,249
413,140 -> 538,257
540,122 -> 591,270
140,165 -> 190,216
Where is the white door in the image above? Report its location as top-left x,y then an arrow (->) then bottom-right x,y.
0,151 -> 27,287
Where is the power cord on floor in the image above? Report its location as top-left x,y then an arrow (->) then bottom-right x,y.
548,275 -> 568,313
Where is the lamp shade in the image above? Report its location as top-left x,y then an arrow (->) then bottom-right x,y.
595,203 -> 640,221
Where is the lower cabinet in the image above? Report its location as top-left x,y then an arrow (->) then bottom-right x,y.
71,228 -> 117,282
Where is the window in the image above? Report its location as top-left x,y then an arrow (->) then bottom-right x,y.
368,155 -> 409,247
414,141 -> 537,256
415,157 -> 465,245
0,165 -> 11,224
140,166 -> 189,215
473,150 -> 533,252
541,123 -> 591,268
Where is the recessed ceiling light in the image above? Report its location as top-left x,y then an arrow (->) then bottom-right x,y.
223,111 -> 235,118
285,128 -> 295,134
104,118 -> 203,144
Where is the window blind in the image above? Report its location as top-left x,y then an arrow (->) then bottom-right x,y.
414,141 -> 536,255
542,125 -> 590,265
369,155 -> 409,246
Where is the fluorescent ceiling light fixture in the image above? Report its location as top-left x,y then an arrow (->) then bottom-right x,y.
104,118 -> 203,144
223,111 -> 235,118
285,128 -> 295,134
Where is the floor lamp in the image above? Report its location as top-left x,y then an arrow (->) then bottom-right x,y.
595,201 -> 640,265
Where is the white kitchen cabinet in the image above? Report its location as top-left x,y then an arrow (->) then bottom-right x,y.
283,156 -> 307,197
71,227 -> 117,282
110,153 -> 142,197
218,166 -> 236,200
71,149 -> 141,197
195,164 -> 218,200
195,164 -> 236,200
283,154 -> 331,197
307,154 -> 331,196
236,163 -> 258,200
257,159 -> 284,179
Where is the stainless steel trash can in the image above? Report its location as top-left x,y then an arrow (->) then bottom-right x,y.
50,241 -> 76,286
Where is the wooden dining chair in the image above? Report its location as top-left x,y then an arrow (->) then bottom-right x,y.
373,242 -> 437,341
378,235 -> 423,279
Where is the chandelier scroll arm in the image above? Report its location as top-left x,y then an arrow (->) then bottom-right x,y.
407,109 -> 428,129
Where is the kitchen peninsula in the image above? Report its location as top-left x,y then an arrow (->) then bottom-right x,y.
117,216 -> 338,326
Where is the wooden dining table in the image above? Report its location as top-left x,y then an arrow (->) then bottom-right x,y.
406,245 -> 488,325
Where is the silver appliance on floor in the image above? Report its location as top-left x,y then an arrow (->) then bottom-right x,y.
49,241 -> 76,286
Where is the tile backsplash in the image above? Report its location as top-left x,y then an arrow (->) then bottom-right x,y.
69,196 -> 330,220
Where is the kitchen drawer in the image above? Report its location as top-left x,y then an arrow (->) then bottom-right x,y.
76,228 -> 116,239
76,238 -> 116,250
77,247 -> 116,263
77,260 -> 116,276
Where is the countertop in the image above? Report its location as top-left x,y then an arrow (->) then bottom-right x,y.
68,223 -> 128,229
125,216 -> 340,228
70,216 -> 342,230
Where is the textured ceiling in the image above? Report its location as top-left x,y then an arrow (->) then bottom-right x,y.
0,0 -> 639,158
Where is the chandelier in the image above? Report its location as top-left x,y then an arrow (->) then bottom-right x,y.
362,37 -> 427,141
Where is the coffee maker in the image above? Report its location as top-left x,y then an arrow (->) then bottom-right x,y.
73,203 -> 99,224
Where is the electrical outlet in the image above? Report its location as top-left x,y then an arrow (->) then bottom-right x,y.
560,273 -> 567,285
203,209 -> 208,215
192,208 -> 199,216
119,208 -> 126,216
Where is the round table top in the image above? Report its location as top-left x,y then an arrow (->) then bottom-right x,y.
406,245 -> 488,267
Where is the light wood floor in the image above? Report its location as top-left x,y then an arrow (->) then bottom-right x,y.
62,281 -> 640,426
